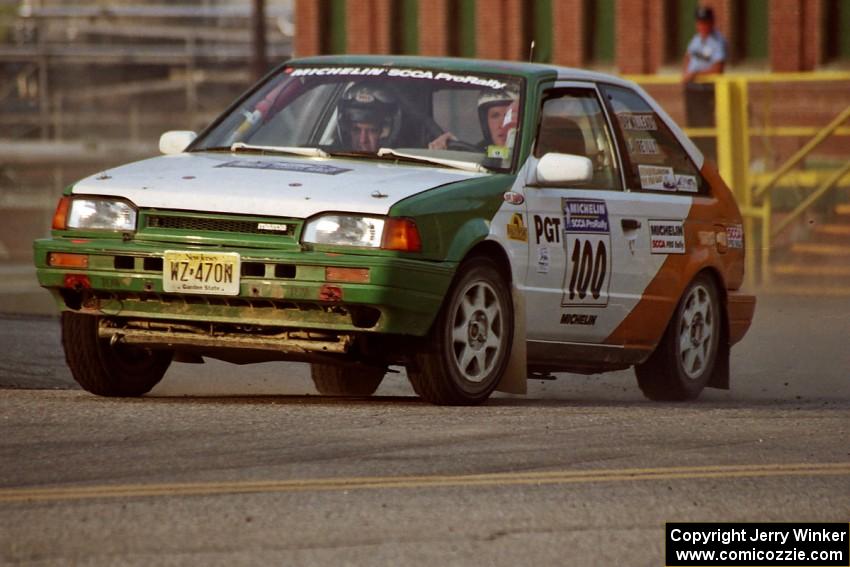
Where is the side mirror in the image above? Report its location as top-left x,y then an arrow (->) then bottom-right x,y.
159,131 -> 197,155
533,153 -> 593,186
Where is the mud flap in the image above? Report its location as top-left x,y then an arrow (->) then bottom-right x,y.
708,318 -> 731,390
496,285 -> 527,395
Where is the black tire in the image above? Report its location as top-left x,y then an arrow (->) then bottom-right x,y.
407,257 -> 513,405
635,274 -> 721,401
310,363 -> 385,396
61,312 -> 172,397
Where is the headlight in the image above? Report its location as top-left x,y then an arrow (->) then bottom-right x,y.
66,198 -> 137,231
302,215 -> 385,248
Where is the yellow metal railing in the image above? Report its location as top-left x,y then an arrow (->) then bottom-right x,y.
629,71 -> 850,288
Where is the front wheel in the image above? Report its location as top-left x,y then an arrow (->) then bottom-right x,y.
635,274 -> 721,401
62,313 -> 172,397
408,257 -> 513,405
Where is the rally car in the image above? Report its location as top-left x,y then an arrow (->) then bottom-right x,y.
34,55 -> 755,405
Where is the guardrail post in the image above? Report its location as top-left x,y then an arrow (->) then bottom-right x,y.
715,77 -> 757,287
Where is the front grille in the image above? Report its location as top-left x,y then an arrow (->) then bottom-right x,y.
146,215 -> 295,236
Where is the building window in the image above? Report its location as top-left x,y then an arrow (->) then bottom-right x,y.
524,0 -> 552,62
824,0 -> 850,62
447,0 -> 476,57
733,0 -> 768,63
320,0 -> 347,55
584,0 -> 615,67
664,0 -> 698,63
391,0 -> 419,55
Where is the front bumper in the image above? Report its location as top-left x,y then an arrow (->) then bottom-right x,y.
34,237 -> 455,336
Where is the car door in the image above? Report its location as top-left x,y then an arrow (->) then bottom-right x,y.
522,83 -> 656,345
595,82 -> 713,349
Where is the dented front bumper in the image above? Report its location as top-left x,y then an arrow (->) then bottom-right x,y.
33,237 -> 455,337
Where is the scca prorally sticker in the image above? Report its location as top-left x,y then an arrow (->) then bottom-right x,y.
216,160 -> 351,176
288,67 -> 507,90
563,199 -> 609,233
649,220 -> 685,254
726,224 -> 744,248
561,199 -> 611,308
536,245 -> 550,274
638,165 -> 676,191
506,213 -> 528,242
619,113 -> 658,131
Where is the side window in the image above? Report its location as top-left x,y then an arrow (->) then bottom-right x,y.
534,88 -> 621,190
600,84 -> 705,195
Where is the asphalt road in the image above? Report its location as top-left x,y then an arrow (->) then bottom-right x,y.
1,294 -> 849,566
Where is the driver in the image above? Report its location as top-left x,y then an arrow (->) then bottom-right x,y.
477,89 -> 518,148
337,83 -> 401,153
429,88 -> 518,152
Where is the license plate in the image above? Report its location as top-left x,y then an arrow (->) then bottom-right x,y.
163,251 -> 241,295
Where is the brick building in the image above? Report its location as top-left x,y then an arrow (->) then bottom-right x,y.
294,0 -> 850,74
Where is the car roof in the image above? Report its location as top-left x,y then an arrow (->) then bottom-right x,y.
286,55 -> 636,88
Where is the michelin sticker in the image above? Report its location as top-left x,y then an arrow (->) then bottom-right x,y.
506,213 -> 528,242
649,220 -> 686,254
287,67 -> 507,90
561,199 -> 611,308
560,313 -> 597,326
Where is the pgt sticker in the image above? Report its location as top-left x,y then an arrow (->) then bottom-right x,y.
506,213 -> 528,242
726,224 -> 744,248
562,199 -> 611,307
649,220 -> 685,254
638,165 -> 676,191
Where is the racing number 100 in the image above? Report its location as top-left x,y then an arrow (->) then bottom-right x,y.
567,238 -> 607,300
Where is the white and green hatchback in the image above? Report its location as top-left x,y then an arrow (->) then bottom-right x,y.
35,56 -> 755,404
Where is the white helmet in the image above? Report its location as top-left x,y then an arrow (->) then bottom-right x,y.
477,89 -> 518,144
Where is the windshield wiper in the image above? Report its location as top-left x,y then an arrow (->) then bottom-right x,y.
229,142 -> 330,158
376,148 -> 488,174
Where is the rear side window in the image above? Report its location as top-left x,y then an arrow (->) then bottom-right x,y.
534,88 -> 621,190
600,84 -> 705,195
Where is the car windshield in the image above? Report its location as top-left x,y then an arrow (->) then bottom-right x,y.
193,65 -> 525,172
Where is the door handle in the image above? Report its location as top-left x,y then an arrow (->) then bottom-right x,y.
621,218 -> 641,231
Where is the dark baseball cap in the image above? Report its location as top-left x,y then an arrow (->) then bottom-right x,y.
695,6 -> 715,21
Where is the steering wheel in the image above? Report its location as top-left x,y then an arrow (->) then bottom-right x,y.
446,139 -> 480,152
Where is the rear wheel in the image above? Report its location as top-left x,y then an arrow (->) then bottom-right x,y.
408,257 -> 513,405
310,363 -> 385,396
61,312 -> 172,397
635,274 -> 720,401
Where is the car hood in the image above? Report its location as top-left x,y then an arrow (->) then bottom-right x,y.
71,152 -> 486,218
